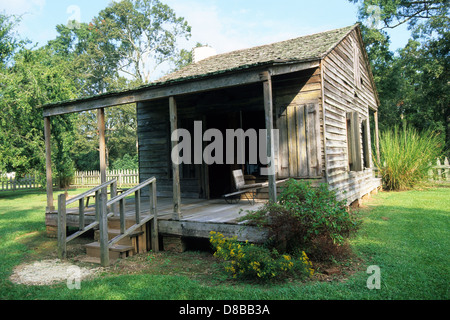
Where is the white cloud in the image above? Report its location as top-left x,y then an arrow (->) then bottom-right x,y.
0,0 -> 46,16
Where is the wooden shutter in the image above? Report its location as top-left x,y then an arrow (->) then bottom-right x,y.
362,118 -> 371,168
277,103 -> 322,178
347,111 -> 362,172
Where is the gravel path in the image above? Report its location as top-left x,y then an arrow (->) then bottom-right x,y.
10,259 -> 103,286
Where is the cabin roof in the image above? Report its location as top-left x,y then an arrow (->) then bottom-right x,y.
157,24 -> 357,83
41,24 -> 365,114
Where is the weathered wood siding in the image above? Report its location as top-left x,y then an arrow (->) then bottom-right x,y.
137,100 -> 203,199
322,29 -> 381,203
273,68 -> 325,179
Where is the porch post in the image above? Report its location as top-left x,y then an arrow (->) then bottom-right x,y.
374,111 -> 381,164
44,117 -> 54,212
169,96 -> 181,220
262,71 -> 277,203
98,108 -> 107,184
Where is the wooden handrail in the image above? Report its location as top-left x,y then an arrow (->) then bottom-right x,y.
66,179 -> 117,205
58,179 -> 118,260
98,177 -> 159,266
107,177 -> 156,206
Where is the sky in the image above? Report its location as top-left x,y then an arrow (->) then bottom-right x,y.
1,0 -> 411,78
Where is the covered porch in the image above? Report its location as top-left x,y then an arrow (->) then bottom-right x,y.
45,195 -> 268,245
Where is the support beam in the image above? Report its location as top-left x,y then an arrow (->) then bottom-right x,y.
97,108 -> 107,184
262,71 -> 277,203
169,96 -> 181,220
44,117 -> 54,212
42,61 -> 320,117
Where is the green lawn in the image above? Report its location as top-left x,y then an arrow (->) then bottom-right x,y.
0,186 -> 449,300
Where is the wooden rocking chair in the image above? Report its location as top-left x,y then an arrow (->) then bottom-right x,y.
223,170 -> 269,205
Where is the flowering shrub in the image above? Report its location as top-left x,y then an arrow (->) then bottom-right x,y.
242,179 -> 360,261
210,231 -> 314,281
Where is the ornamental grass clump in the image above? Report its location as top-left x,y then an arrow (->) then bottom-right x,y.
376,125 -> 444,191
210,231 -> 314,281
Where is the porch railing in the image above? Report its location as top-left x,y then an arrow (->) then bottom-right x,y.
98,177 -> 159,266
57,180 -> 118,260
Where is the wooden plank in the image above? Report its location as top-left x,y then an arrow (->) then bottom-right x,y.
374,111 -> 380,164
44,117 -> 54,212
57,194 -> 67,259
99,192 -> 110,267
296,105 -> 308,177
276,106 -> 289,179
98,108 -> 107,184
287,106 -> 298,177
158,220 -> 268,243
262,72 -> 277,203
169,96 -> 181,220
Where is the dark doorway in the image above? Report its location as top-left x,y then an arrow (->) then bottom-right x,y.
205,109 -> 266,199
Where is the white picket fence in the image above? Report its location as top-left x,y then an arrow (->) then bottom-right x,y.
429,157 -> 450,182
72,169 -> 139,188
0,174 -> 41,191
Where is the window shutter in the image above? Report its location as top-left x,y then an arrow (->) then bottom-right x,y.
347,111 -> 362,172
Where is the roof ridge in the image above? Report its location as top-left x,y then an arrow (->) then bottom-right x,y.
196,24 -> 358,63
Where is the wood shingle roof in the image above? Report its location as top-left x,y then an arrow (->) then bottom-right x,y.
157,24 -> 357,84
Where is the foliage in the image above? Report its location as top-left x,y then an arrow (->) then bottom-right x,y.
350,0 -> 450,155
375,125 -> 444,190
89,0 -> 191,84
243,180 -> 360,261
0,45 -> 79,183
209,232 -> 314,281
0,13 -> 25,67
111,154 -> 139,170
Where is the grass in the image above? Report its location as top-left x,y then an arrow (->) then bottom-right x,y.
0,186 -> 449,300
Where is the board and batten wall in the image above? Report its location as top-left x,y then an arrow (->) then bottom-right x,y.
137,99 -> 203,199
273,67 -> 325,180
322,29 -> 381,204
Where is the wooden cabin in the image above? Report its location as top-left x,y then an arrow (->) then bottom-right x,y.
135,23 -> 382,205
42,24 -> 381,261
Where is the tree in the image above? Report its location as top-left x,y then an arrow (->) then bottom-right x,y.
350,0 -> 450,154
0,46 -> 79,185
93,0 -> 191,84
0,13 -> 25,68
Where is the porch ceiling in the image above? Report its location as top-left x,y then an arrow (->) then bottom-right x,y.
40,60 -> 319,117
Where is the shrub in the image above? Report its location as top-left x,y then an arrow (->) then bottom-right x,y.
111,154 -> 138,170
242,179 -> 360,261
209,231 -> 314,281
376,125 -> 444,190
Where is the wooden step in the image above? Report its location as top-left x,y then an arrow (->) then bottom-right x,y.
94,228 -> 147,253
108,217 -> 137,230
85,242 -> 135,262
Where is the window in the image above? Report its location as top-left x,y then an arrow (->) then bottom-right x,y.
346,111 -> 363,172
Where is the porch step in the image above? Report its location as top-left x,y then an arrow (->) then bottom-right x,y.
94,228 -> 147,253
85,242 -> 135,263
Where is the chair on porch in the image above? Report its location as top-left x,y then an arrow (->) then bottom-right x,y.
223,170 -> 269,205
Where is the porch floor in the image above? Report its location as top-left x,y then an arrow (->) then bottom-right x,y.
46,196 -> 268,243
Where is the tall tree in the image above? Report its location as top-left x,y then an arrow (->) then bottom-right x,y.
93,0 -> 191,84
0,46 -> 79,184
350,0 -> 450,153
